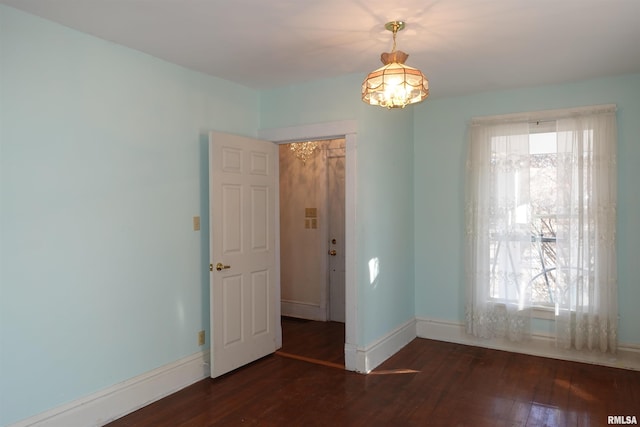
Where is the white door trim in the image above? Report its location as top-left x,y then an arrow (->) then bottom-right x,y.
259,121 -> 358,372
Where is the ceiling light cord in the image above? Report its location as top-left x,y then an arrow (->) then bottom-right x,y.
391,25 -> 398,52
385,20 -> 404,53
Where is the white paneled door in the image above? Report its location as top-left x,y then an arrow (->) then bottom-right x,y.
328,155 -> 346,323
209,131 -> 278,378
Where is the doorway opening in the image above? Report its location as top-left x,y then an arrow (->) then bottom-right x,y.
277,139 -> 345,366
258,120 -> 358,372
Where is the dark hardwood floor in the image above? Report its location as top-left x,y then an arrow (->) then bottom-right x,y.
106,319 -> 640,426
276,316 -> 345,368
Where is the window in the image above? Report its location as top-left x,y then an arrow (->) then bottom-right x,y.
465,105 -> 618,353
487,126 -> 561,308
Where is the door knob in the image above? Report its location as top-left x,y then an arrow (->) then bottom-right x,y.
215,263 -> 231,271
329,249 -> 337,256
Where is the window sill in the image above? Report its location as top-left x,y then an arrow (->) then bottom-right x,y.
488,301 -> 556,320
532,306 -> 555,320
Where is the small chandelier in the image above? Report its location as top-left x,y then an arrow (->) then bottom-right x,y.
289,141 -> 320,165
362,21 -> 429,109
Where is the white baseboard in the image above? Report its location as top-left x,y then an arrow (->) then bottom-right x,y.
347,318 -> 417,374
344,343 -> 358,372
10,351 -> 211,427
416,317 -> 640,371
281,299 -> 325,321
17,316 -> 635,427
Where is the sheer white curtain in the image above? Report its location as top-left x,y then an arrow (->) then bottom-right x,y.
465,105 -> 617,352
465,121 -> 533,341
554,111 -> 618,352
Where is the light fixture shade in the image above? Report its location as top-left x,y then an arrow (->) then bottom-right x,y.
362,61 -> 429,108
362,22 -> 429,109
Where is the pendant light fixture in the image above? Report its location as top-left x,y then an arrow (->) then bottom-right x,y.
289,141 -> 320,165
362,21 -> 429,108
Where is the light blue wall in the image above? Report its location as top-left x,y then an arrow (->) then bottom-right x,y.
413,73 -> 640,345
261,75 -> 416,346
3,3 -> 639,426
0,5 -> 259,426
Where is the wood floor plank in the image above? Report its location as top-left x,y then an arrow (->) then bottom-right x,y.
106,320 -> 640,427
278,317 -> 345,366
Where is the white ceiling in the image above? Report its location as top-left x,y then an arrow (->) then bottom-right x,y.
3,0 -> 640,97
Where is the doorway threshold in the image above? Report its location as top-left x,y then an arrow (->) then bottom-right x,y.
275,350 -> 345,370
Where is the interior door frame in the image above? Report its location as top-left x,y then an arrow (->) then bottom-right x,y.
258,121 -> 358,372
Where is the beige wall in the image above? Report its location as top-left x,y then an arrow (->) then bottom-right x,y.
279,138 -> 345,319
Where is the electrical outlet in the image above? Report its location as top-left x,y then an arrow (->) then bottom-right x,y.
193,216 -> 201,231
198,330 -> 205,346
